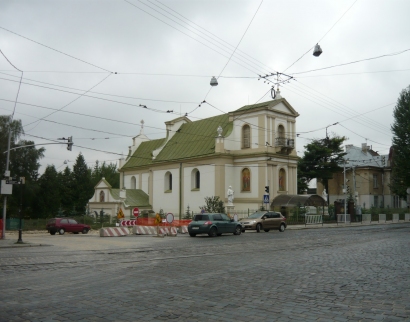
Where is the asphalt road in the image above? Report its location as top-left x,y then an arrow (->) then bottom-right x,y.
0,224 -> 409,321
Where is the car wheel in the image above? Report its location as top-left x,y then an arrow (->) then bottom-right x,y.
50,231 -> 56,235
82,228 -> 89,234
74,232 -> 79,234
58,228 -> 65,235
189,233 -> 196,237
264,229 -> 270,232
217,233 -> 222,236
208,227 -> 217,237
279,224 -> 286,232
256,223 -> 262,233
234,225 -> 242,235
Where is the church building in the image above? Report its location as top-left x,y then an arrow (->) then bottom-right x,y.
89,92 -> 299,220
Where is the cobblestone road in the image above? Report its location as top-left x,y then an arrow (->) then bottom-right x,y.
0,224 -> 409,321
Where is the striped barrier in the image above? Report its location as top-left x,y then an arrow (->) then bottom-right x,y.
180,226 -> 188,234
158,227 -> 178,236
132,226 -> 179,236
133,226 -> 157,235
100,227 -> 130,237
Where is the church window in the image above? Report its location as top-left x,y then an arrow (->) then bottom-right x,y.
191,169 -> 200,190
131,176 -> 136,189
242,168 -> 250,191
165,171 -> 172,191
242,125 -> 250,149
279,168 -> 286,191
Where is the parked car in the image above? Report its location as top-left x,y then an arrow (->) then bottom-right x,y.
188,213 -> 243,237
46,218 -> 91,235
239,211 -> 286,233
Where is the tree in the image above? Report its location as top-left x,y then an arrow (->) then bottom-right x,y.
57,166 -> 74,214
91,160 -> 120,188
298,135 -> 347,200
71,153 -> 94,214
390,85 -> 410,198
34,165 -> 61,218
0,117 -> 45,217
200,196 -> 225,213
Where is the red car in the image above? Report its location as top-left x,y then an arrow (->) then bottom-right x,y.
46,218 -> 91,235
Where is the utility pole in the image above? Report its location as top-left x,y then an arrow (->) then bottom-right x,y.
343,159 -> 349,223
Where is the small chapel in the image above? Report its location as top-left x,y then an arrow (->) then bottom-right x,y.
89,91 -> 299,219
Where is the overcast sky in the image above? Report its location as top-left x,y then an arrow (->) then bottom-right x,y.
1,0 -> 409,175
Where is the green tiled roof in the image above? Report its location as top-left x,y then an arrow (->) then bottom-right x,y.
121,114 -> 232,169
110,189 -> 151,207
155,114 -> 232,161
122,138 -> 166,168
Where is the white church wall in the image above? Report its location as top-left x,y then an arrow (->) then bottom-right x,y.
141,173 -> 149,194
152,169 -> 180,214
184,165 -> 215,213
123,174 -> 139,189
225,115 -> 260,151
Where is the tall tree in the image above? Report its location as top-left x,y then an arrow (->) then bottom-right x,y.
91,160 -> 120,188
390,85 -> 410,198
298,135 -> 347,200
34,165 -> 61,218
71,153 -> 94,214
57,166 -> 74,214
0,116 -> 45,217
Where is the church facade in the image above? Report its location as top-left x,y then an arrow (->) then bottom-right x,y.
115,93 -> 299,219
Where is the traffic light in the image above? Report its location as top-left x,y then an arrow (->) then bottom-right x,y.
265,186 -> 269,194
67,136 -> 73,151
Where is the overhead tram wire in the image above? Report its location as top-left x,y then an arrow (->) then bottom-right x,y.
0,72 -> 198,104
288,81 -> 391,132
124,0 -> 274,77
150,0 -> 278,74
284,0 -> 359,73
24,73 -> 112,131
123,0 -> 274,79
0,26 -> 113,73
187,0 -> 264,115
290,48 -> 410,75
295,68 -> 410,78
337,123 -> 391,147
293,80 -> 391,131
283,82 -> 392,136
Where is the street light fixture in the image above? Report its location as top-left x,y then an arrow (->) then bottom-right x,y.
326,122 -> 339,139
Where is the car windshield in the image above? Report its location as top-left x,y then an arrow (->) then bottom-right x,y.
248,212 -> 265,219
194,214 -> 209,221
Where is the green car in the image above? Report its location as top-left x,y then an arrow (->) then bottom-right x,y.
188,213 -> 243,237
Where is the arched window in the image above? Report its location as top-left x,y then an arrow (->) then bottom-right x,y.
99,191 -> 105,202
278,125 -> 285,138
242,168 -> 250,191
131,176 -> 136,189
242,124 -> 250,149
191,169 -> 200,190
165,171 -> 172,191
279,168 -> 286,191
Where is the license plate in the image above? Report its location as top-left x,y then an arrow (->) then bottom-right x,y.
192,227 -> 199,230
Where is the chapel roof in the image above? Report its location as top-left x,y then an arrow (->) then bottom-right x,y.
121,113 -> 232,169
110,189 -> 151,207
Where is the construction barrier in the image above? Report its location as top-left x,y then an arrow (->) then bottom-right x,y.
133,226 -> 178,236
180,226 -> 188,234
133,226 -> 157,235
100,227 -> 130,237
135,218 -> 191,227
